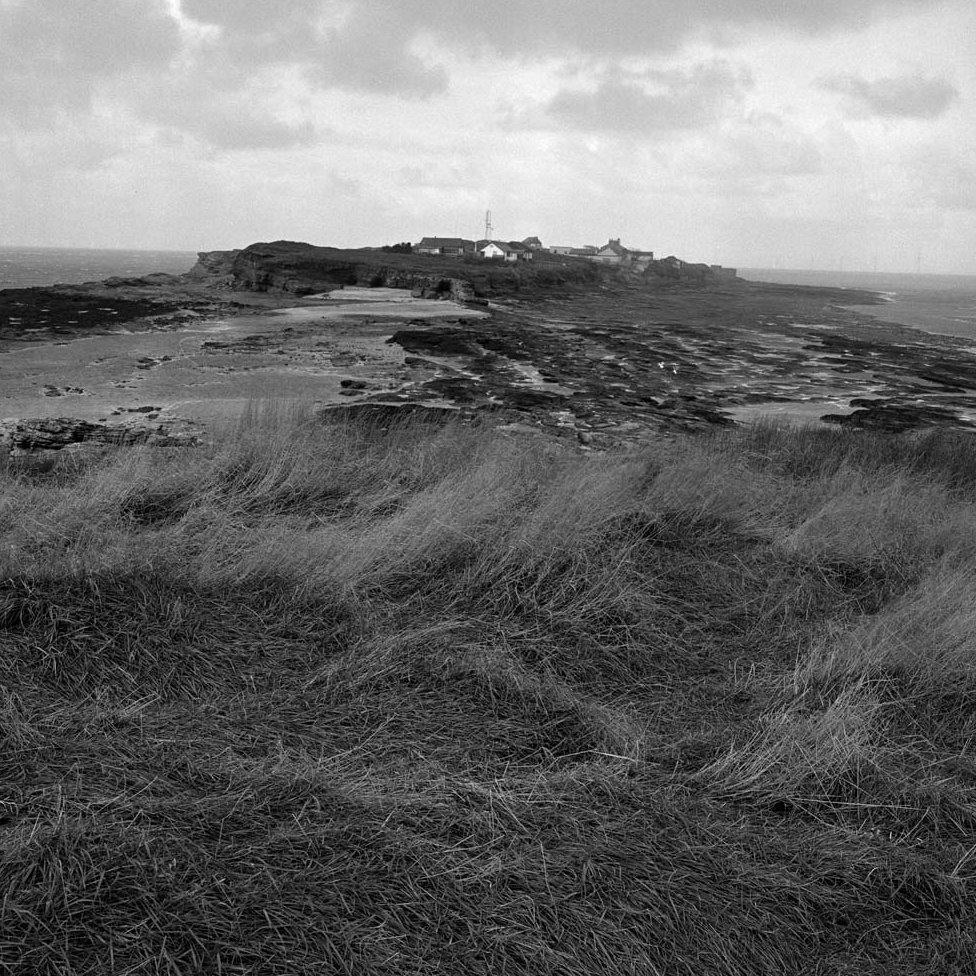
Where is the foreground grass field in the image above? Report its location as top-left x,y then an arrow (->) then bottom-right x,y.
2,406 -> 976,974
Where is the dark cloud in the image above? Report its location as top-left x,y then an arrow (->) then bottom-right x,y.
0,0 -> 953,154
0,0 -> 322,149
179,0 -> 447,98
2,0 -> 179,73
176,0 -> 941,100
0,0 -> 180,122
544,62 -> 751,133
179,0 -> 325,64
181,0 -> 940,60
820,72 -> 959,118
416,0 -> 938,55
179,0 -> 324,31
311,27 -> 448,98
0,0 -> 946,130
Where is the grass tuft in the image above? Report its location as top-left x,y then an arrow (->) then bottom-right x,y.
1,407 -> 975,973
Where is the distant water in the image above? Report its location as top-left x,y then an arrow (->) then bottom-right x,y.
740,268 -> 976,340
0,246 -> 198,290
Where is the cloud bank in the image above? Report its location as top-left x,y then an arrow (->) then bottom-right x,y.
821,72 -> 959,118
0,0 -> 972,272
543,62 -> 752,133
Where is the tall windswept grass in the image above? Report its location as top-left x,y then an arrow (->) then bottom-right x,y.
2,407 -> 975,973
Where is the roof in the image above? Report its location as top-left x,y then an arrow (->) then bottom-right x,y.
417,237 -> 474,248
479,240 -> 521,254
597,240 -> 630,256
522,236 -> 543,248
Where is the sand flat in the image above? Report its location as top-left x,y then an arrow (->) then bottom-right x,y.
0,289 -> 485,425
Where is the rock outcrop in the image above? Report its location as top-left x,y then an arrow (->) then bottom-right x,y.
0,418 -> 198,455
642,256 -> 741,287
185,249 -> 241,287
185,241 -> 610,306
207,241 -> 490,305
406,276 -> 481,304
101,272 -> 185,288
184,239 -> 744,308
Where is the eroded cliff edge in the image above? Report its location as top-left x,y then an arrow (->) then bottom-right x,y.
186,241 -> 495,304
184,239 -> 746,305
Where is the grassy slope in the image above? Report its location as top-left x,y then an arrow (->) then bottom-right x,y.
2,408 -> 976,974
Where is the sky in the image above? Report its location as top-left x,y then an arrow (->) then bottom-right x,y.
1,0 -> 974,273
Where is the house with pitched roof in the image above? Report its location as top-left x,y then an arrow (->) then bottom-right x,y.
477,240 -> 532,262
415,237 -> 476,256
585,238 -> 655,268
590,238 -> 631,264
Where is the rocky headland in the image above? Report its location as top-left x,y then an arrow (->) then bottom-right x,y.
4,239 -> 976,453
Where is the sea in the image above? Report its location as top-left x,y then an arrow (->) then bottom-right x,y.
0,245 -> 198,289
739,268 -> 976,340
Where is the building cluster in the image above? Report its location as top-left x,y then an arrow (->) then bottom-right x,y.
413,234 -> 738,279
414,235 -> 654,267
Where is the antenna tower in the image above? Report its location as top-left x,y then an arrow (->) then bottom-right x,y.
484,210 -> 493,241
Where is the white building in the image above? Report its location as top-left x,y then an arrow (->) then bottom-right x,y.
478,241 -> 526,262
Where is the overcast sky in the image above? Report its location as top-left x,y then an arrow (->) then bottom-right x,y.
1,0 -> 973,272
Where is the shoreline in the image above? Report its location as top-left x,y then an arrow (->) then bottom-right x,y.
844,299 -> 976,341
5,263 -> 976,451
738,269 -> 976,342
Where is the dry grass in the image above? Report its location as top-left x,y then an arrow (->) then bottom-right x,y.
2,410 -> 975,974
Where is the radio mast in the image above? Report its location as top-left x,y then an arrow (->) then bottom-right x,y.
484,210 -> 493,241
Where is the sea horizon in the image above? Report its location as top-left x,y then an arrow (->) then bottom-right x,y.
0,244 -> 199,290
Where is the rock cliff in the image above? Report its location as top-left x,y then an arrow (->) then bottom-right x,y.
643,256 -> 741,286
185,249 -> 240,287
185,241 -> 615,305
185,241 -> 487,305
184,240 -> 743,307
